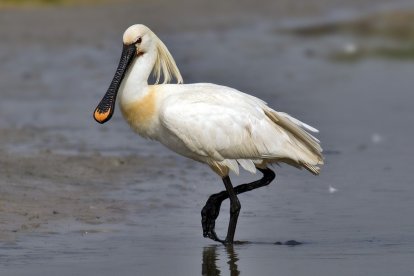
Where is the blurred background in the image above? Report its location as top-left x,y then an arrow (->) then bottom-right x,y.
0,0 -> 413,275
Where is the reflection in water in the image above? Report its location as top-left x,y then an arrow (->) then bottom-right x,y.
202,245 -> 240,276
226,245 -> 240,276
202,246 -> 220,276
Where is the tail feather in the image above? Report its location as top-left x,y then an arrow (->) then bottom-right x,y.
303,163 -> 321,175
264,109 -> 324,174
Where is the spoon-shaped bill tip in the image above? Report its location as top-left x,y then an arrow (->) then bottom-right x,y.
93,107 -> 112,124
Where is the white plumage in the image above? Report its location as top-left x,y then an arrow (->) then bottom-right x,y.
94,24 -> 323,177
156,83 -> 323,176
93,24 -> 324,244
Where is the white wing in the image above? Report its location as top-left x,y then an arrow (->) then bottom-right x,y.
159,83 -> 323,174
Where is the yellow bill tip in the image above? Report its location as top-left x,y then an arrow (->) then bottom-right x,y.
94,108 -> 111,124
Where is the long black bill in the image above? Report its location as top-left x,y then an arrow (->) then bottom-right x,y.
93,44 -> 137,124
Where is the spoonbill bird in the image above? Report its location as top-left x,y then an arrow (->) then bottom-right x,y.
93,24 -> 323,244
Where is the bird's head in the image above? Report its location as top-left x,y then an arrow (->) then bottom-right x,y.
93,24 -> 182,124
122,24 -> 153,57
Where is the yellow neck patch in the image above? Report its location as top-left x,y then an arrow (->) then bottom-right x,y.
120,88 -> 157,134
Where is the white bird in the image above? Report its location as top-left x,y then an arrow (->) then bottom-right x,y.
93,24 -> 323,244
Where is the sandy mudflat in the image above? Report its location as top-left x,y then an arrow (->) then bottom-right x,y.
1,0 -> 414,275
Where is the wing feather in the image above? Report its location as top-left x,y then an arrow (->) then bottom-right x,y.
158,83 -> 323,174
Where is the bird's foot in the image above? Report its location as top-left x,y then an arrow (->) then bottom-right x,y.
204,229 -> 225,243
201,192 -> 226,243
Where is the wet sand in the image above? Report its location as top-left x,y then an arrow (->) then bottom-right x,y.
1,0 -> 414,275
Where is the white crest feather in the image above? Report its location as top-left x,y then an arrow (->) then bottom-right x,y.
153,34 -> 183,84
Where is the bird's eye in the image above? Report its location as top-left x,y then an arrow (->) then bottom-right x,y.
136,37 -> 142,44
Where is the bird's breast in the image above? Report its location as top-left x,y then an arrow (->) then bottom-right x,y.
120,88 -> 158,138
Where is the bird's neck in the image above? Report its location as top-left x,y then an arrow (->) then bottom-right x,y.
119,50 -> 157,103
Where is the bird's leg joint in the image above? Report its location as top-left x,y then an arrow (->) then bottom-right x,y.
229,198 -> 241,215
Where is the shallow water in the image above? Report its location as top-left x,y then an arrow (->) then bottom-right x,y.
1,1 -> 414,275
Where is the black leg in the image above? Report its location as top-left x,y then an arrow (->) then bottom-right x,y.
201,167 -> 275,243
222,176 -> 240,243
201,191 -> 228,243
